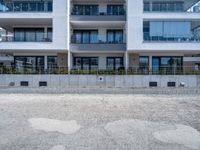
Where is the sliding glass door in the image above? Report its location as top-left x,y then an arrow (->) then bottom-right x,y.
14,56 -> 44,73
73,30 -> 98,44
107,57 -> 123,70
107,30 -> 123,43
152,56 -> 182,74
74,57 -> 98,70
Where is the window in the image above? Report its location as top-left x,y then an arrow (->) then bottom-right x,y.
152,56 -> 183,74
2,1 -> 52,12
107,30 -> 123,44
14,2 -> 21,11
107,5 -> 124,15
14,28 -> 25,41
139,56 -> 149,68
14,28 -> 45,42
151,2 -> 184,12
90,31 -> 98,44
82,31 -> 90,44
48,2 -> 53,12
48,56 -> 57,69
74,57 -> 98,70
36,28 -> 45,42
14,56 -> 44,73
144,2 -> 150,12
73,5 -> 98,15
25,28 -> 35,42
73,30 -> 98,44
29,2 -> 37,11
107,57 -> 123,70
47,28 -> 53,42
144,21 -> 192,41
21,2 -> 28,11
37,2 -> 44,11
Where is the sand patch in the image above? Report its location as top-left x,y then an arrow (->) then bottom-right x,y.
28,118 -> 80,134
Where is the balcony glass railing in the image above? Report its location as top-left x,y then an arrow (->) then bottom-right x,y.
0,1 -> 52,12
0,35 -> 52,42
144,3 -> 184,12
143,32 -> 200,42
71,7 -> 125,16
144,2 -> 200,13
71,35 -> 125,44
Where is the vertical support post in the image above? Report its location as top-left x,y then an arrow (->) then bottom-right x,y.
149,55 -> 152,75
44,55 -> 48,70
125,51 -> 129,74
68,51 -> 71,74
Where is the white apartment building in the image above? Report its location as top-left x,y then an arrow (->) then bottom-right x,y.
0,0 -> 200,74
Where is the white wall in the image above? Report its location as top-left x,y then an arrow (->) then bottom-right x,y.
127,0 -> 143,51
53,0 -> 68,50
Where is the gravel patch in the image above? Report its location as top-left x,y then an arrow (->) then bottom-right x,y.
153,125 -> 200,149
0,93 -> 199,150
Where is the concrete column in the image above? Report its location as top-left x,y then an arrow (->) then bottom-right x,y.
68,51 -> 71,74
44,55 -> 48,70
149,56 -> 152,74
125,51 -> 129,73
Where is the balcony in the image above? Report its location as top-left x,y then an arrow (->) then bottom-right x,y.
143,0 -> 200,13
0,27 -> 53,51
0,1 -> 52,13
70,5 -> 126,22
0,27 -> 52,42
143,33 -> 200,43
70,35 -> 126,52
71,15 -> 126,22
143,21 -> 200,43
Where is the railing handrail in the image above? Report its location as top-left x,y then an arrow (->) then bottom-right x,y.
143,32 -> 200,42
0,1 -> 52,12
0,66 -> 200,75
143,2 -> 200,13
71,34 -> 126,44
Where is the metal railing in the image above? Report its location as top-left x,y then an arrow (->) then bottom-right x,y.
0,66 -> 68,75
143,32 -> 200,42
128,66 -> 200,75
0,2 -> 52,12
71,9 -> 126,16
1,66 -> 200,75
71,35 -> 125,44
0,35 -> 52,42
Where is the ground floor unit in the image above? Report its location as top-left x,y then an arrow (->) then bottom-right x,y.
0,51 -> 200,75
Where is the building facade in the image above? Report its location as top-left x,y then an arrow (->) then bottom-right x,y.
0,0 -> 200,74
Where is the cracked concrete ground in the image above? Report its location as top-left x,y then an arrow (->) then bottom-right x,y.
0,88 -> 200,150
